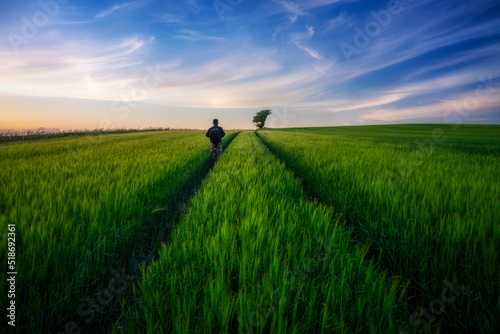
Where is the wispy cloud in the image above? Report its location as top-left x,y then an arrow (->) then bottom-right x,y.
0,36 -> 154,100
302,0 -> 351,8
294,42 -> 324,59
173,29 -> 225,42
156,13 -> 187,24
324,12 -> 346,31
306,25 -> 314,38
339,0 -> 500,68
290,25 -> 323,59
363,95 -> 500,121
94,2 -> 136,20
55,1 -> 141,25
143,51 -> 339,108
271,0 -> 353,22
273,0 -> 307,23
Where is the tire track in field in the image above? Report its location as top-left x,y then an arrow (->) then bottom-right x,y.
146,131 -> 242,261
254,131 -> 407,279
254,131 -> 422,331
92,132 -> 241,334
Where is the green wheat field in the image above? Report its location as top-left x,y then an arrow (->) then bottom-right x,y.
1,125 -> 498,333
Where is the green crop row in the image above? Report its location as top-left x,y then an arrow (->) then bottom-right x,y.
257,125 -> 500,332
115,131 -> 411,334
0,130 -> 237,333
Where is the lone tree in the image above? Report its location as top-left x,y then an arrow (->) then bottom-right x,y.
253,109 -> 272,129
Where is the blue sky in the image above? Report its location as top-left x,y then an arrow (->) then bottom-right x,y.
1,0 -> 499,130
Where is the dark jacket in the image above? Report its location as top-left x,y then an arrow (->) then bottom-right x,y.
206,125 -> 225,144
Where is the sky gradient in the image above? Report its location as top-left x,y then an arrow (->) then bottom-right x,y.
1,0 -> 500,130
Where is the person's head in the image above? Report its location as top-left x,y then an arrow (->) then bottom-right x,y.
213,119 -> 219,125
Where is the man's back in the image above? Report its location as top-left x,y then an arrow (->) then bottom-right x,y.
206,119 -> 225,163
206,125 -> 225,144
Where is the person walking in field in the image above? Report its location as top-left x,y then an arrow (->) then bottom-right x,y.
206,119 -> 225,163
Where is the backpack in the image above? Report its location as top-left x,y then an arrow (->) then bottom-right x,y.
209,127 -> 221,144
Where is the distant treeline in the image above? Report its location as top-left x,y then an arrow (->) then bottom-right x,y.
0,127 -> 198,143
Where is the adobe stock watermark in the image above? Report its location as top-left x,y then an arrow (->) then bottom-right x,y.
213,0 -> 243,22
51,134 -> 103,181
51,64 -> 167,180
385,127 -> 447,192
6,223 -> 17,327
8,0 -> 70,53
399,277 -> 467,333
442,73 -> 500,129
339,0 -> 408,63
266,106 -> 296,128
107,65 -> 167,125
238,237 -> 338,333
385,73 -> 500,191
